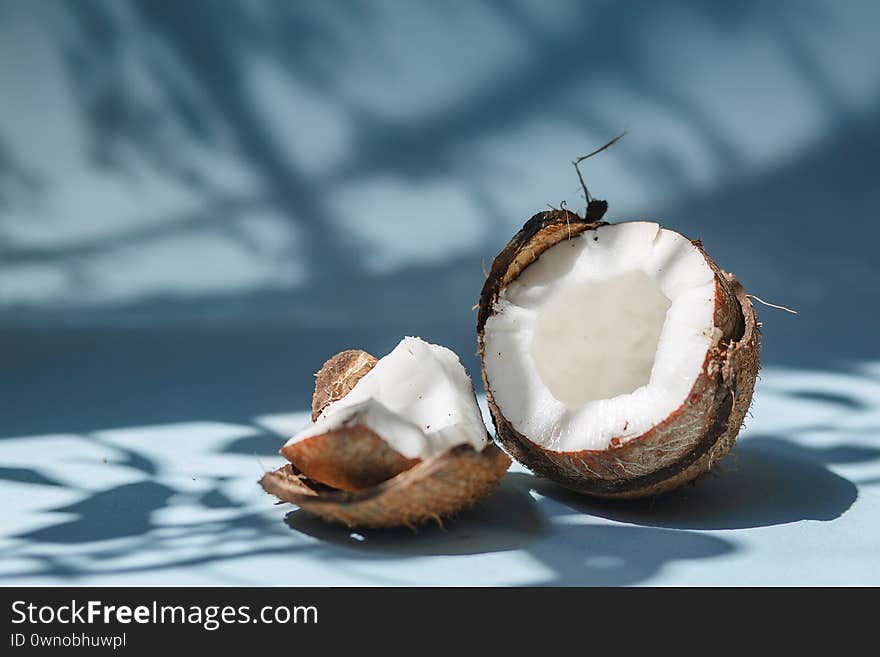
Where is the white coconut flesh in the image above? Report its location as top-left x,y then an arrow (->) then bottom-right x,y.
285,337 -> 489,460
483,221 -> 721,453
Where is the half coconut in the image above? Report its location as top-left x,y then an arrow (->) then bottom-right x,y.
261,337 -> 511,527
477,209 -> 759,499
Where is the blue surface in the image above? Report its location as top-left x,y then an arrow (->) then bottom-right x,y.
2,364 -> 878,586
1,1 -> 879,585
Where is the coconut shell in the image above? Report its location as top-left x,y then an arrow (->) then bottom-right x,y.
477,209 -> 759,499
311,349 -> 377,421
281,426 -> 421,492
263,347 -> 511,527
261,443 -> 511,529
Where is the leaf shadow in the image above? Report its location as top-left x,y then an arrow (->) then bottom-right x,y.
0,466 -> 65,487
281,470 -> 737,585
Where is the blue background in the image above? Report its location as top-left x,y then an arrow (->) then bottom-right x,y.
1,0 -> 878,585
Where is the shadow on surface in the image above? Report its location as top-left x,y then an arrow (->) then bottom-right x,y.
284,474 -> 546,557
3,476 -> 313,582
524,522 -> 734,586
283,471 -> 736,585
0,467 -> 65,487
222,432 -> 287,457
15,481 -> 176,544
529,437 -> 859,531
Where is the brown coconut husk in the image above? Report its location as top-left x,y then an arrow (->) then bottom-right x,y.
262,443 -> 511,529
280,425 -> 421,492
477,209 -> 759,499
261,348 -> 511,527
311,349 -> 377,421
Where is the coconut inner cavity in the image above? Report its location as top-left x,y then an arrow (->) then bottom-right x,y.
285,337 -> 489,461
483,221 -> 719,452
531,270 -> 671,407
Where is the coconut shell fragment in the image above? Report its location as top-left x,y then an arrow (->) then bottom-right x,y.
280,425 -> 421,492
477,209 -> 760,499
311,349 -> 377,421
261,443 -> 511,529
262,346 -> 511,527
